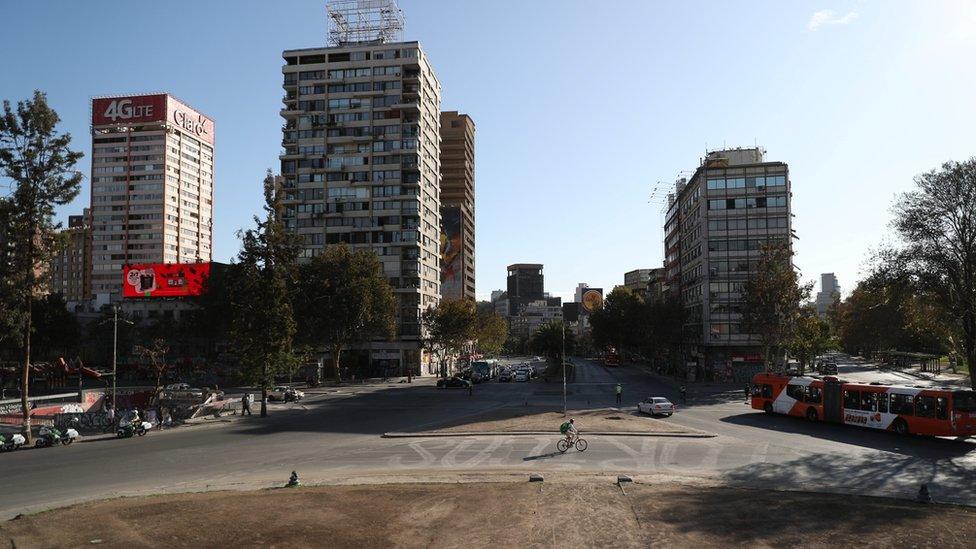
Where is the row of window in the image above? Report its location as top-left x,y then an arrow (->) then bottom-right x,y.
707,217 -> 788,231
707,237 -> 785,253
706,175 -> 787,190
708,196 -> 787,210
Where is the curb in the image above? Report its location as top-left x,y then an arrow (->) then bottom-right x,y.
382,430 -> 715,438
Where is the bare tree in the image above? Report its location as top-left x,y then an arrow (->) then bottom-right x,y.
134,338 -> 171,401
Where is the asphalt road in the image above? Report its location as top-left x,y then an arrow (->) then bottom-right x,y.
2,357 -> 975,518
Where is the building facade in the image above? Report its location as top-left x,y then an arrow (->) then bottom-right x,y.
438,111 -> 475,301
50,210 -> 93,309
506,263 -> 544,316
89,93 -> 215,307
280,40 -> 442,374
509,296 -> 563,339
815,273 -> 840,318
669,148 -> 793,381
623,268 -> 654,298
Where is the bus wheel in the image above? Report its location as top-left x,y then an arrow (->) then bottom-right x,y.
806,408 -> 818,422
893,419 -> 909,436
763,402 -> 773,414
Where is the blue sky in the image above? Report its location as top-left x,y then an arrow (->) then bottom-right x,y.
2,1 -> 974,302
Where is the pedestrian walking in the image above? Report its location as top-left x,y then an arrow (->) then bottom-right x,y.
467,382 -> 473,396
679,385 -> 687,404
615,383 -> 622,406
241,393 -> 252,416
744,384 -> 751,402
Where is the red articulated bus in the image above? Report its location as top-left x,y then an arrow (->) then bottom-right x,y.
750,373 -> 976,437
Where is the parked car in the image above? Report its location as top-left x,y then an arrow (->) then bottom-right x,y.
268,386 -> 304,402
818,363 -> 838,375
165,383 -> 192,391
499,370 -> 513,382
437,377 -> 472,389
514,371 -> 529,382
637,397 -> 675,417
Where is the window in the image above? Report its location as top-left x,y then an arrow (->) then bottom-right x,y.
843,390 -> 860,410
860,391 -> 878,412
806,386 -> 822,404
936,397 -> 948,420
915,395 -> 936,418
890,393 -> 914,415
878,394 -> 888,413
786,384 -> 804,401
762,384 -> 772,398
708,199 -> 726,210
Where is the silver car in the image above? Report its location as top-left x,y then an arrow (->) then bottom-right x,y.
637,397 -> 675,417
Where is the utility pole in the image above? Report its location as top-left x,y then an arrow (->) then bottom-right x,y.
112,305 -> 118,409
562,322 -> 567,417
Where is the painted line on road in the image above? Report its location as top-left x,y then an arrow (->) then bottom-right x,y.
382,430 -> 715,438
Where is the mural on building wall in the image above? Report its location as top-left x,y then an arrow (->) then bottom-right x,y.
440,205 -> 462,298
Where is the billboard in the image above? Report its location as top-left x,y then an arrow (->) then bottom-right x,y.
439,205 -> 463,298
123,262 -> 211,298
580,288 -> 604,314
92,94 -> 214,145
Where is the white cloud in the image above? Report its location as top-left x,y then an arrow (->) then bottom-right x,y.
808,9 -> 859,31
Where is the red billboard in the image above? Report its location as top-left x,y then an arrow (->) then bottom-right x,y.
92,94 -> 167,126
92,94 -> 214,145
123,263 -> 211,298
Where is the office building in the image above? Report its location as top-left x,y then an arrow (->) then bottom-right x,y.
509,296 -> 563,339
506,263 -> 544,316
89,93 -> 215,307
280,0 -> 442,374
439,111 -> 475,301
815,273 -> 840,318
668,147 -> 793,380
50,210 -> 93,309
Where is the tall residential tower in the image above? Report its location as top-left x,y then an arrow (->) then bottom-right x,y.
438,111 -> 475,301
280,0 -> 442,374
89,93 -> 214,306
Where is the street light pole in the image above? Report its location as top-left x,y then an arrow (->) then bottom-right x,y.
562,322 -> 567,417
112,304 -> 118,409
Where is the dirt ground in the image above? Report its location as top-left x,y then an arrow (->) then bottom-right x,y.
411,406 -> 696,434
4,480 -> 974,548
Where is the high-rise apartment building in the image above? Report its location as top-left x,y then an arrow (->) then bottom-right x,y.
506,263 -> 544,315
280,6 -> 442,374
438,111 -> 475,301
50,210 -> 93,309
815,273 -> 840,318
89,93 -> 215,306
623,268 -> 654,298
668,148 -> 793,379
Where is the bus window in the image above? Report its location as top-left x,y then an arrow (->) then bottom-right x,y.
762,384 -> 773,398
806,386 -> 822,404
891,393 -> 914,416
915,396 -> 936,418
952,391 -> 976,412
878,394 -> 888,413
843,390 -> 860,410
860,392 -> 878,412
936,397 -> 948,420
786,384 -> 804,400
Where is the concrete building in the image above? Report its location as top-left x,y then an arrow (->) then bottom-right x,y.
574,283 -> 589,303
50,210 -> 93,310
509,296 -> 563,339
623,268 -> 655,298
815,273 -> 840,318
280,8 -> 442,375
438,111 -> 475,301
667,147 -> 793,381
89,93 -> 215,307
506,263 -> 544,316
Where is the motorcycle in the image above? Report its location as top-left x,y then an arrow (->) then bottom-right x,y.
116,420 -> 153,438
0,433 -> 26,452
35,425 -> 79,448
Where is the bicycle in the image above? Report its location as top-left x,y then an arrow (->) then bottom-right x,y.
557,433 -> 588,453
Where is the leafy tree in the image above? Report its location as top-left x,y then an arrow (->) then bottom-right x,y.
30,293 -> 80,361
891,158 -> 976,386
422,299 -> 476,377
0,91 -> 83,439
226,171 -> 302,416
789,306 -> 832,374
0,199 -> 24,351
740,243 -> 812,371
474,309 -> 508,356
134,338 -> 171,401
589,287 -> 642,353
293,245 -> 397,384
530,320 -> 575,367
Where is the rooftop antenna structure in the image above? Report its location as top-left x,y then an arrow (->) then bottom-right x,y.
327,0 -> 405,46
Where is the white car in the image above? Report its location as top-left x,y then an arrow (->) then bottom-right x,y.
514,371 -> 529,382
268,386 -> 305,402
638,397 -> 675,417
165,383 -> 192,391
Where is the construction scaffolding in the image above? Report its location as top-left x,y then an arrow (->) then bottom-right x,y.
327,0 -> 405,46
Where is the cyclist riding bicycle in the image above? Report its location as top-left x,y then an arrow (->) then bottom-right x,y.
559,418 -> 578,444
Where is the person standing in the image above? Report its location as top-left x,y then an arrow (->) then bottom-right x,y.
467,382 -> 473,397
615,383 -> 622,406
241,393 -> 252,416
